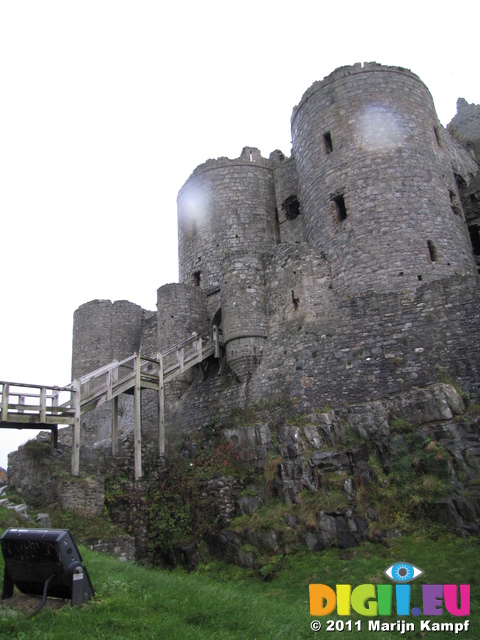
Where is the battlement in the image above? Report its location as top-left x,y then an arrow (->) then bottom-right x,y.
291,62 -> 426,124
178,147 -> 272,192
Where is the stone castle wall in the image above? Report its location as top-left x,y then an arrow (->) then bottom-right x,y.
72,299 -> 145,378
66,63 -> 480,450
291,63 -> 476,296
157,256 -> 480,444
177,146 -> 278,291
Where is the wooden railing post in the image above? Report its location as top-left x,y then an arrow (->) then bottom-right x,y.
213,325 -> 220,358
40,387 -> 47,423
71,380 -> 81,477
158,353 -> 165,458
106,362 -> 118,401
51,390 -> 59,450
133,353 -> 142,480
1,384 -> 9,421
112,395 -> 119,456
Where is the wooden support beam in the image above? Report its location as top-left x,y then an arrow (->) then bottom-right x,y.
71,380 -> 81,477
51,391 -> 58,450
51,425 -> 58,451
213,325 -> 220,358
112,395 -> 119,456
133,353 -> 142,481
40,387 -> 47,423
197,337 -> 202,364
106,362 -> 118,401
177,347 -> 185,374
1,384 -> 8,421
158,353 -> 165,458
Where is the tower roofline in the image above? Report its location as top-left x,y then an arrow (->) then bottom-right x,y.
291,62 -> 427,127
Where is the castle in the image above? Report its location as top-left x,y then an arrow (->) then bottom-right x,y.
71,63 -> 480,451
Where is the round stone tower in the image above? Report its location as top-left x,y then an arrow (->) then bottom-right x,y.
291,62 -> 477,295
177,147 -> 278,291
72,299 -> 144,378
220,251 -> 268,382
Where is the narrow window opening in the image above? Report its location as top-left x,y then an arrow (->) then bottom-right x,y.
417,275 -> 423,281
192,271 -> 201,287
434,126 -> 442,147
324,131 -> 333,154
333,195 -> 347,222
212,308 -> 222,326
449,190 -> 462,216
282,195 -> 301,221
454,172 -> 467,191
249,151 -> 253,162
291,290 -> 300,311
273,207 -> 281,244
427,240 -> 437,262
468,225 -> 480,266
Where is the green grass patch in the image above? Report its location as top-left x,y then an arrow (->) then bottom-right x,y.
0,532 -> 478,639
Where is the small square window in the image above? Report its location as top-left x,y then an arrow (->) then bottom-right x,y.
282,195 -> 301,221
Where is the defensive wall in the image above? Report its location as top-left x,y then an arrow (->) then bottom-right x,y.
68,63 -> 480,451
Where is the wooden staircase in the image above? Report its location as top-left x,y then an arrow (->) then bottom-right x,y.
0,327 -> 223,480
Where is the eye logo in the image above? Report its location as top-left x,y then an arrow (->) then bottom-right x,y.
384,562 -> 423,583
309,560 -> 470,619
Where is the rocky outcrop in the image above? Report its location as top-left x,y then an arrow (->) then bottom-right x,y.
5,383 -> 480,571
203,384 -> 479,569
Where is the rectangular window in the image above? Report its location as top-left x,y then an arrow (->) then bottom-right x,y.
332,194 -> 347,222
324,132 -> 333,154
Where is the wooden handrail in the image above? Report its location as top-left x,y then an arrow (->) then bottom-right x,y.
0,381 -> 73,392
1,325 -> 226,478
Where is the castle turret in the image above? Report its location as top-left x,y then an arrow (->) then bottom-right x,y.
220,251 -> 267,382
177,147 -> 278,292
72,299 -> 144,379
291,62 -> 477,295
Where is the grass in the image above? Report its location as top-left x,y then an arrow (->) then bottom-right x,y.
0,530 -> 479,639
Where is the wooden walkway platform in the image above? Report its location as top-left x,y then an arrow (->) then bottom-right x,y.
0,327 -> 223,480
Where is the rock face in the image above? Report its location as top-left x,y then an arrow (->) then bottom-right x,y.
8,63 -> 480,570
203,384 -> 479,569
7,383 -> 479,569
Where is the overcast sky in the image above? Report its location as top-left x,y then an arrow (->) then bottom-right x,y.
1,0 -> 479,469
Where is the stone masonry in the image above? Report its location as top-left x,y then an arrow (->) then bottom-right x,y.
69,62 -> 480,452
